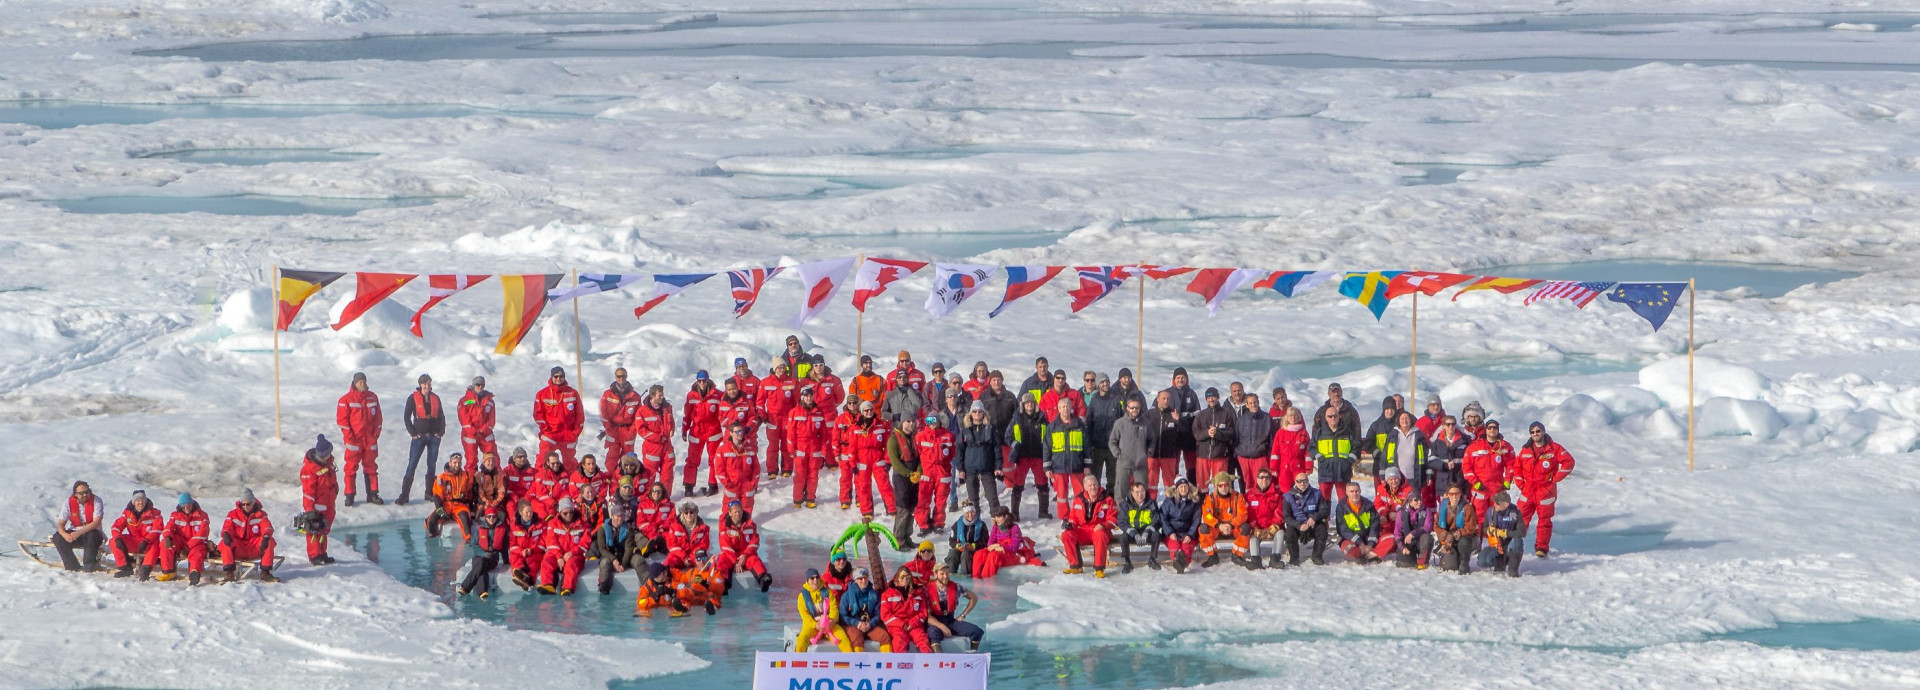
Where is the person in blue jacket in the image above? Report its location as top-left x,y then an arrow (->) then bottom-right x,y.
1478,491 -> 1525,578
944,503 -> 990,576
838,568 -> 892,652
1157,477 -> 1202,573
1281,472 -> 1329,567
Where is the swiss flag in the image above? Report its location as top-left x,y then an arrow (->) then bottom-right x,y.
1386,271 -> 1474,298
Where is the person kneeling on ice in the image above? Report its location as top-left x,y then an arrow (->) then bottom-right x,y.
1333,483 -> 1392,564
1477,491 -> 1525,578
944,503 -> 989,576
1059,473 -> 1117,577
795,568 -> 853,652
635,563 -> 690,618
1393,493 -> 1436,569
675,551 -> 724,615
839,568 -> 892,651
459,508 -> 509,597
1433,485 -> 1478,574
154,493 -> 212,584
923,564 -> 984,652
1116,480 -> 1163,573
971,506 -> 1042,578
715,500 -> 774,593
219,489 -> 278,583
299,435 -> 339,566
1199,472 -> 1252,569
507,499 -> 545,590
109,490 -> 164,580
591,507 -> 645,595
537,497 -> 592,595
881,567 -> 934,653
427,455 -> 476,540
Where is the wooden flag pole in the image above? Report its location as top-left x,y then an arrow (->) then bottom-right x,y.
1409,292 -> 1419,404
1688,277 -> 1696,472
855,254 -> 866,360
571,270 -> 584,388
271,264 -> 283,442
1136,263 -> 1146,377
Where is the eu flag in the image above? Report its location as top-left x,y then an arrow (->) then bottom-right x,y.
1606,282 -> 1687,331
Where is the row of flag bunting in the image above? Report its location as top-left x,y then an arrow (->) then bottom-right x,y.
276,261 -> 1689,355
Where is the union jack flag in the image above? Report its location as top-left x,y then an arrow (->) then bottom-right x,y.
729,266 -> 784,318
1522,280 -> 1617,308
1067,265 -> 1136,313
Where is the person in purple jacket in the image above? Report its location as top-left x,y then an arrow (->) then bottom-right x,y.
972,506 -> 1041,578
1394,493 -> 1436,569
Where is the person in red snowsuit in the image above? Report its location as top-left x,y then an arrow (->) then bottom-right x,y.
804,358 -> 846,416
1463,420 -> 1516,521
662,502 -> 711,570
714,378 -> 759,489
534,367 -> 586,472
502,447 -> 538,508
715,424 -> 761,515
914,417 -> 956,533
457,376 -> 497,473
537,497 -> 591,595
300,434 -> 340,565
632,385 -> 676,493
600,368 -> 642,463
634,482 -> 674,555
1059,474 -> 1117,576
506,499 -> 544,590
832,398 -> 863,510
880,567 -> 933,653
760,361 -> 799,477
785,387 -> 832,508
531,452 -> 573,521
728,357 -> 762,407
219,489 -> 277,583
851,402 -> 894,516
1268,407 -> 1311,490
1243,469 -> 1285,564
109,490 -> 164,580
681,372 -> 723,498
154,493 -> 211,584
571,455 -> 609,529
1514,421 -> 1576,557
714,501 -> 774,592
335,371 -> 384,506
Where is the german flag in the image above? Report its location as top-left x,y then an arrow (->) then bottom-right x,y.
495,274 -> 563,355
276,269 -> 346,331
1451,276 -> 1544,301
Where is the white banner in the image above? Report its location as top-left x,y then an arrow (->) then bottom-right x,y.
753,651 -> 990,690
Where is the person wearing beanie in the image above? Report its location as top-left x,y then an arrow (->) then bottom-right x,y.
1416,394 -> 1447,437
219,488 -> 278,583
1309,398 -> 1363,510
399,373 -> 447,506
458,507 -> 511,599
1192,387 -> 1237,487
1514,421 -> 1576,558
1361,397 -> 1399,482
944,502 -> 990,576
851,355 -> 886,407
109,490 -> 163,580
887,350 -> 926,397
1112,368 -> 1146,410
1313,382 -> 1362,439
1197,472 -> 1251,569
1157,367 -> 1202,481
679,371 -> 723,500
635,561 -> 687,618
1463,420 -> 1517,522
795,567 -> 853,652
838,566 -> 892,651
599,367 -> 643,468
456,375 -> 497,474
765,359 -> 804,481
587,506 -> 644,596
1478,490 -> 1526,577
154,492 -> 210,584
534,366 -> 586,473
1233,393 -> 1274,491
715,423 -> 762,515
427,454 -> 477,541
300,434 -> 340,566
536,495 -> 591,595
821,548 -> 856,596
785,385 -> 830,510
335,371 -> 385,506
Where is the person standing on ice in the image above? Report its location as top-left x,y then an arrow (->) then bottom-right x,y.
1109,397 -> 1153,497
1234,393 -> 1274,490
633,384 -> 675,487
1311,406 -> 1361,505
1415,395 -> 1447,437
1043,399 -> 1091,520
1039,369 -> 1085,423
761,359 -> 799,478
457,376 -> 496,473
886,417 -> 924,546
1084,374 -> 1122,488
219,489 -> 277,583
779,335 -> 813,379
1192,388 -> 1238,491
51,481 -> 106,572
534,367 -> 585,472
956,401 -> 1003,515
1515,421 -> 1576,558
1159,368 -> 1202,482
1479,491 -> 1525,577
154,493 -> 211,584
1313,383 -> 1361,439
786,386 -> 831,509
882,369 -> 926,424
599,368 -> 642,464
1017,356 -> 1052,408
109,490 -> 163,580
1361,398 -> 1398,489
335,372 -> 384,506
299,435 -> 339,566
1460,401 -> 1488,441
914,413 -> 957,536
716,423 -> 762,515
680,371 -> 723,499
1464,420 -> 1516,521
803,356 -> 846,415
1145,391 -> 1184,498
851,355 -> 886,406
1426,414 -> 1470,503
399,374 -> 446,506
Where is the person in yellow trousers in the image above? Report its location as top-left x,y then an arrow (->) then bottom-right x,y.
795,568 -> 854,652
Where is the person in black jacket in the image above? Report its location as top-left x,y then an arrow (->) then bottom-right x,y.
1144,391 -> 1184,497
1233,393 -> 1274,490
1361,397 -> 1399,478
1158,368 -> 1202,482
1191,388 -> 1236,490
1312,382 -> 1362,438
590,508 -> 644,594
1017,356 -> 1052,408
1003,397 -> 1048,522
456,508 -> 508,597
1084,374 -> 1123,489
1157,477 -> 1202,573
1425,414 -> 1470,500
1281,473 -> 1330,567
955,402 -> 1003,514
400,374 -> 448,506
1115,482 -> 1162,573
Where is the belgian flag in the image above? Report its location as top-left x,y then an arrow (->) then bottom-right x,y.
276,269 -> 346,331
496,274 -> 564,355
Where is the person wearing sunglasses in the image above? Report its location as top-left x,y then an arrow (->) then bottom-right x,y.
52,480 -> 107,572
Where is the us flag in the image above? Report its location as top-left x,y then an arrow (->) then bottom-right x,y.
1522,280 -> 1618,308
729,266 -> 784,318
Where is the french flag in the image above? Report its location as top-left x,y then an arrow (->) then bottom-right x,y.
633,273 -> 715,320
989,265 -> 1064,318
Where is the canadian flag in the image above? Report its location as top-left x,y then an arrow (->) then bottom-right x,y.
791,257 -> 857,328
850,257 -> 929,312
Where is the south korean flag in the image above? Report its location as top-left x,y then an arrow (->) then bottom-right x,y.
924,263 -> 996,318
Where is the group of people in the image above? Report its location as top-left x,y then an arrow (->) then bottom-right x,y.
46,481 -> 279,585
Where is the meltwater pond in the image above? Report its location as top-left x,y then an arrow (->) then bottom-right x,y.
337,520 -> 1256,689
53,194 -> 443,216
0,100 -> 585,129
139,148 -> 377,165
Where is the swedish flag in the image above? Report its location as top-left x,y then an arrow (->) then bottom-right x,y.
1338,271 -> 1403,320
1606,282 -> 1688,331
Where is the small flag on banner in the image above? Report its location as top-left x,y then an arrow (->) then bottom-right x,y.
729,267 -> 784,318
1253,270 -> 1337,297
989,265 -> 1065,318
1523,280 -> 1618,308
1606,282 -> 1688,331
925,263 -> 996,318
330,272 -> 414,331
1185,268 -> 1262,316
633,273 -> 714,320
831,661 -> 850,669
275,269 -> 346,331
409,274 -> 490,337
851,257 -> 929,312
1338,271 -> 1405,320
1451,276 -> 1543,301
547,273 -> 641,304
495,274 -> 564,355
1067,265 -> 1133,313
791,257 -> 857,327
1386,271 -> 1474,299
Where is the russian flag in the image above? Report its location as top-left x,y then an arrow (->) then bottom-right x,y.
633,273 -> 715,320
989,265 -> 1064,318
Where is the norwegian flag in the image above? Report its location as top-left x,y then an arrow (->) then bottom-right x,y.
408,274 -> 490,337
1523,280 -> 1618,308
1067,265 -> 1135,313
729,266 -> 785,318
850,258 -> 929,312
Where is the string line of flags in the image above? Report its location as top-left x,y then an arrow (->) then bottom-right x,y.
274,259 -> 1689,355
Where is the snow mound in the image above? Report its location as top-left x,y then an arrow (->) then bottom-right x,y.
274,0 -> 390,24
217,288 -> 274,335
535,317 -> 592,360
1440,374 -> 1510,415
1639,356 -> 1769,410
1583,385 -> 1663,421
450,221 -> 681,268
1548,394 -> 1613,430
1696,397 -> 1788,440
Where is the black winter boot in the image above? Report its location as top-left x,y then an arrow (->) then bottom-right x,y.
1036,488 -> 1052,520
365,492 -> 385,506
1008,487 -> 1024,522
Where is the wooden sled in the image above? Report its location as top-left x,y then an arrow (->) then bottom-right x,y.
18,539 -> 285,581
